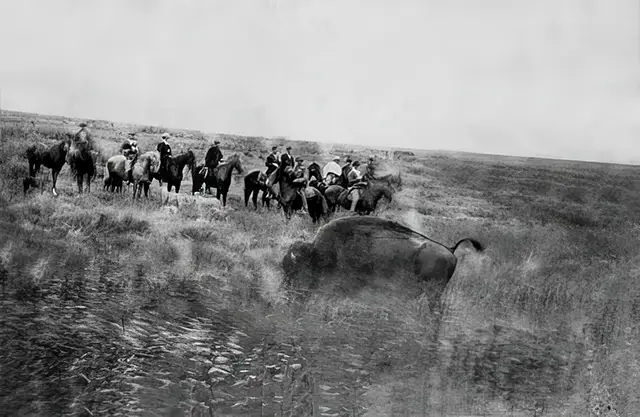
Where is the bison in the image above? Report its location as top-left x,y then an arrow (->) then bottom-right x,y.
282,216 -> 484,311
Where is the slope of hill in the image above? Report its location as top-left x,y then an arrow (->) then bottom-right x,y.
1,110 -> 638,416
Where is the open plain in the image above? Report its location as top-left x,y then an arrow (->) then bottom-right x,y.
1,110 -> 638,416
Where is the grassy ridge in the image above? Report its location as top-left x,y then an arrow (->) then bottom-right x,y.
1,117 -> 639,416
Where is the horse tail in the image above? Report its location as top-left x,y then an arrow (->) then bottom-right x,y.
449,238 -> 484,254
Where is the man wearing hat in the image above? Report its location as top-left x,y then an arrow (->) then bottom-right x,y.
264,145 -> 280,191
120,132 -> 140,184
291,157 -> 309,214
205,139 -> 224,172
322,156 -> 342,185
121,132 -> 139,158
346,160 -> 368,213
281,146 -> 294,169
74,122 -> 95,149
156,132 -> 172,181
75,122 -> 89,140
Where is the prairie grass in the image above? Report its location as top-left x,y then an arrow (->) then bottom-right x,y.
1,118 -> 639,416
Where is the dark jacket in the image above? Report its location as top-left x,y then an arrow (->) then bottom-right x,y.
205,145 -> 223,168
280,152 -> 294,168
157,141 -> 172,160
265,152 -> 279,174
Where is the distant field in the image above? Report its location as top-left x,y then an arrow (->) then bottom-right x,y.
1,111 -> 638,416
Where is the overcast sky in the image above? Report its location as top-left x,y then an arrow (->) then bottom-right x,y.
1,0 -> 639,163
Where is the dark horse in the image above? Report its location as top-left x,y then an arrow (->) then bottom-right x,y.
191,152 -> 243,206
243,170 -> 272,210
66,137 -> 97,193
23,135 -> 72,196
274,167 -> 329,222
164,150 -> 196,194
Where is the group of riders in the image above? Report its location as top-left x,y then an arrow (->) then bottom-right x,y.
74,122 -> 370,212
117,131 -> 225,185
263,145 -> 372,213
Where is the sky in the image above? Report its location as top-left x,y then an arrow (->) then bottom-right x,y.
1,0 -> 639,164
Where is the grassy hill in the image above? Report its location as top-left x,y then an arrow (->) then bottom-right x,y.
1,111 -> 638,416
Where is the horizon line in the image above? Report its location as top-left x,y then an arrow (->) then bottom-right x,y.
1,106 -> 638,168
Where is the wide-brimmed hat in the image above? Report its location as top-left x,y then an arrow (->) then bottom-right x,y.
353,161 -> 361,167
78,122 -> 87,128
128,132 -> 136,137
161,132 -> 170,139
286,146 -> 292,150
272,146 -> 278,151
332,156 -> 340,161
346,157 -> 353,163
214,140 -> 220,145
295,157 -> 303,163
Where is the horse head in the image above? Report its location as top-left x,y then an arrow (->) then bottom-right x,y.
182,150 -> 196,174
227,152 -> 244,175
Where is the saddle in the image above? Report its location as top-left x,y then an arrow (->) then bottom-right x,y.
199,165 -> 220,179
346,181 -> 368,198
292,178 -> 307,187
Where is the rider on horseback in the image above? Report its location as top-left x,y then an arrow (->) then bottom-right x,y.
69,122 -> 97,178
346,161 -> 367,212
157,132 -> 172,182
264,145 -> 280,197
202,140 -> 223,190
121,132 -> 139,184
74,122 -> 95,149
290,157 -> 309,214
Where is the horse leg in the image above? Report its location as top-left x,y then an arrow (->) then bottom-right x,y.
76,176 -> 81,194
144,183 -> 149,198
216,188 -> 223,205
51,169 -> 59,196
192,176 -> 200,195
252,190 -> 259,210
86,174 -> 91,194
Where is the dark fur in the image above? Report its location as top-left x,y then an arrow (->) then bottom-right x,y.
165,150 -> 196,194
66,139 -> 96,194
23,138 -> 70,195
243,169 -> 272,209
282,216 -> 485,310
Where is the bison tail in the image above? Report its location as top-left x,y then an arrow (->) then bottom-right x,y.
450,238 -> 484,254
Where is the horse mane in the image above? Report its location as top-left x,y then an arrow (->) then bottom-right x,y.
224,152 -> 242,162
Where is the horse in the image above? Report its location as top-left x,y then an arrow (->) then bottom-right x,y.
164,150 -> 195,194
335,182 -> 394,215
191,152 -> 244,206
243,169 -> 272,210
132,151 -> 161,200
23,135 -> 71,196
274,167 -> 330,222
66,136 -> 96,194
103,155 -> 128,193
